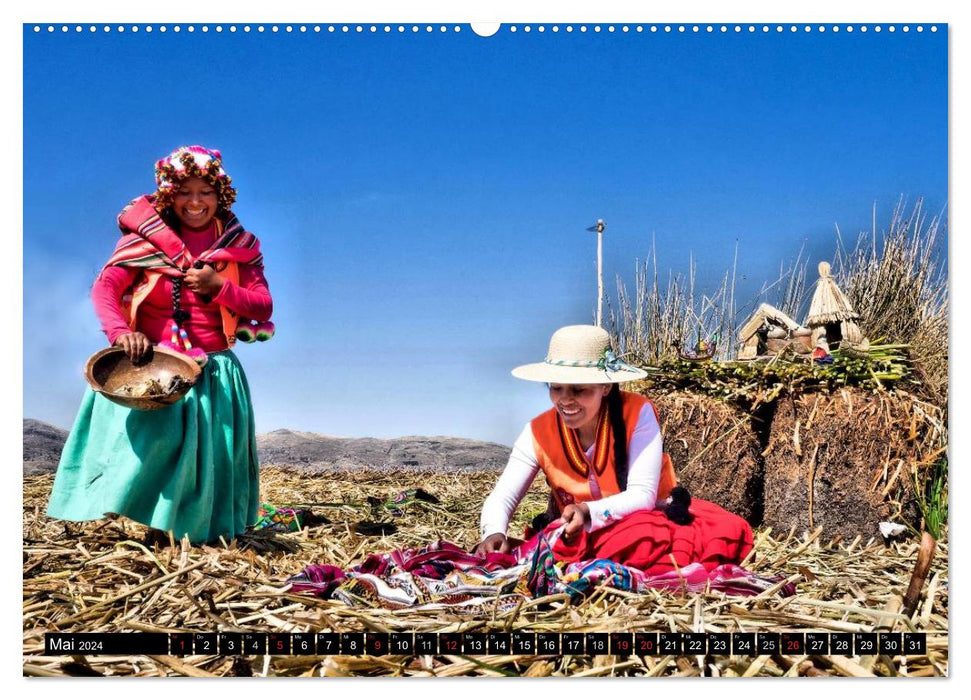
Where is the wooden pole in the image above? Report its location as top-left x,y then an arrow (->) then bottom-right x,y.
596,219 -> 604,328
903,530 -> 937,618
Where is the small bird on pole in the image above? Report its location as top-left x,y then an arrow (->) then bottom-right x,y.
585,219 -> 606,327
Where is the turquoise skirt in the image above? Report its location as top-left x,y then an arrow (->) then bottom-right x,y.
46,350 -> 260,544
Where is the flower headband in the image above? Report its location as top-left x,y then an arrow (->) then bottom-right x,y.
153,145 -> 237,212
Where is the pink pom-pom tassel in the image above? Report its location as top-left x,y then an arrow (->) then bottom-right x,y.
236,321 -> 257,343
186,347 -> 208,367
255,321 -> 275,342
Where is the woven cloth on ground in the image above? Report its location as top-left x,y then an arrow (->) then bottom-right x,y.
287,514 -> 792,612
253,504 -> 315,533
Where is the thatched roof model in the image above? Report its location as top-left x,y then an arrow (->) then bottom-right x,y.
806,261 -> 860,327
739,303 -> 805,343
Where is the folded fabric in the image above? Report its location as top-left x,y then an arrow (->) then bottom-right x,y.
287,519 -> 791,612
252,503 -> 322,533
552,498 -> 754,575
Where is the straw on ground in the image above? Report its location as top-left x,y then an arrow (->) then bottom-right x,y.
23,467 -> 948,677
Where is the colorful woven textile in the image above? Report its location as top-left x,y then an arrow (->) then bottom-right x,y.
103,195 -> 263,276
253,503 -> 314,533
288,522 -> 794,612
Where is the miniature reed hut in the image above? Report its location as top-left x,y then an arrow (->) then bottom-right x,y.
806,261 -> 866,348
737,303 -> 813,359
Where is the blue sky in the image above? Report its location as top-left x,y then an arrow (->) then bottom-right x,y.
22,22 -> 947,445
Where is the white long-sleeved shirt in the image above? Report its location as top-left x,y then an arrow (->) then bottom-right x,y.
480,403 -> 664,538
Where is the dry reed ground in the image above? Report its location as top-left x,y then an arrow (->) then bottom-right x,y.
23,468 -> 947,677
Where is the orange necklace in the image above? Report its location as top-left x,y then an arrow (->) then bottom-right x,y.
556,407 -> 611,478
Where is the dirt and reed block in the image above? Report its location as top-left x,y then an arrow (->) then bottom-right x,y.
651,393 -> 761,522
762,389 -> 939,539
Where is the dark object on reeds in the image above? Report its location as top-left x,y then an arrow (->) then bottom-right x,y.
353,520 -> 398,536
367,487 -> 443,515
60,661 -> 103,677
664,486 -> 693,525
413,488 -> 441,504
299,510 -> 330,527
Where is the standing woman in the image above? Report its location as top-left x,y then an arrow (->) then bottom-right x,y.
47,145 -> 273,544
474,325 -> 752,574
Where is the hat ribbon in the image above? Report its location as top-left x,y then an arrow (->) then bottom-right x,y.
544,348 -> 638,373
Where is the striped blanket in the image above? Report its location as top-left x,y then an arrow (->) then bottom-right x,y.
102,195 -> 262,276
287,525 -> 795,612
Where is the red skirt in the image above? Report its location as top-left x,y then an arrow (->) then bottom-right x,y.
552,498 -> 754,576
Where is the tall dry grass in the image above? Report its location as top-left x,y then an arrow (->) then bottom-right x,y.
772,246 -> 810,321
835,198 -> 948,405
608,243 -> 803,366
609,198 -> 948,407
608,248 -> 738,365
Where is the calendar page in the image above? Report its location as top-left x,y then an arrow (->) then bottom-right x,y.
20,3 -> 950,681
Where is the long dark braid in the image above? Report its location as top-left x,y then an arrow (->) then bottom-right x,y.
606,385 -> 630,490
609,385 -> 694,524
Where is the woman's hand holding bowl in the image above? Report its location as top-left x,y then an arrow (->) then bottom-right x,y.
115,331 -> 151,362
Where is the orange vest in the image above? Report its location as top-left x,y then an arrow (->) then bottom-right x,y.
530,391 -> 677,510
120,261 -> 241,348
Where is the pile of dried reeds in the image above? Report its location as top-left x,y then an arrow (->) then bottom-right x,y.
761,388 -> 947,537
646,387 -> 946,539
23,468 -> 948,677
626,344 -> 912,409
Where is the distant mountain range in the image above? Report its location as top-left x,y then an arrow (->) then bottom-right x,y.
22,420 -> 510,475
23,420 -> 71,475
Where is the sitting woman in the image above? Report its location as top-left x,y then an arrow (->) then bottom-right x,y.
474,324 -> 753,575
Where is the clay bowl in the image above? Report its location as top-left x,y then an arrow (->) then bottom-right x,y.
84,345 -> 201,411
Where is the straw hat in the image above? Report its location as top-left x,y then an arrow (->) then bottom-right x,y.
512,325 -> 647,384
